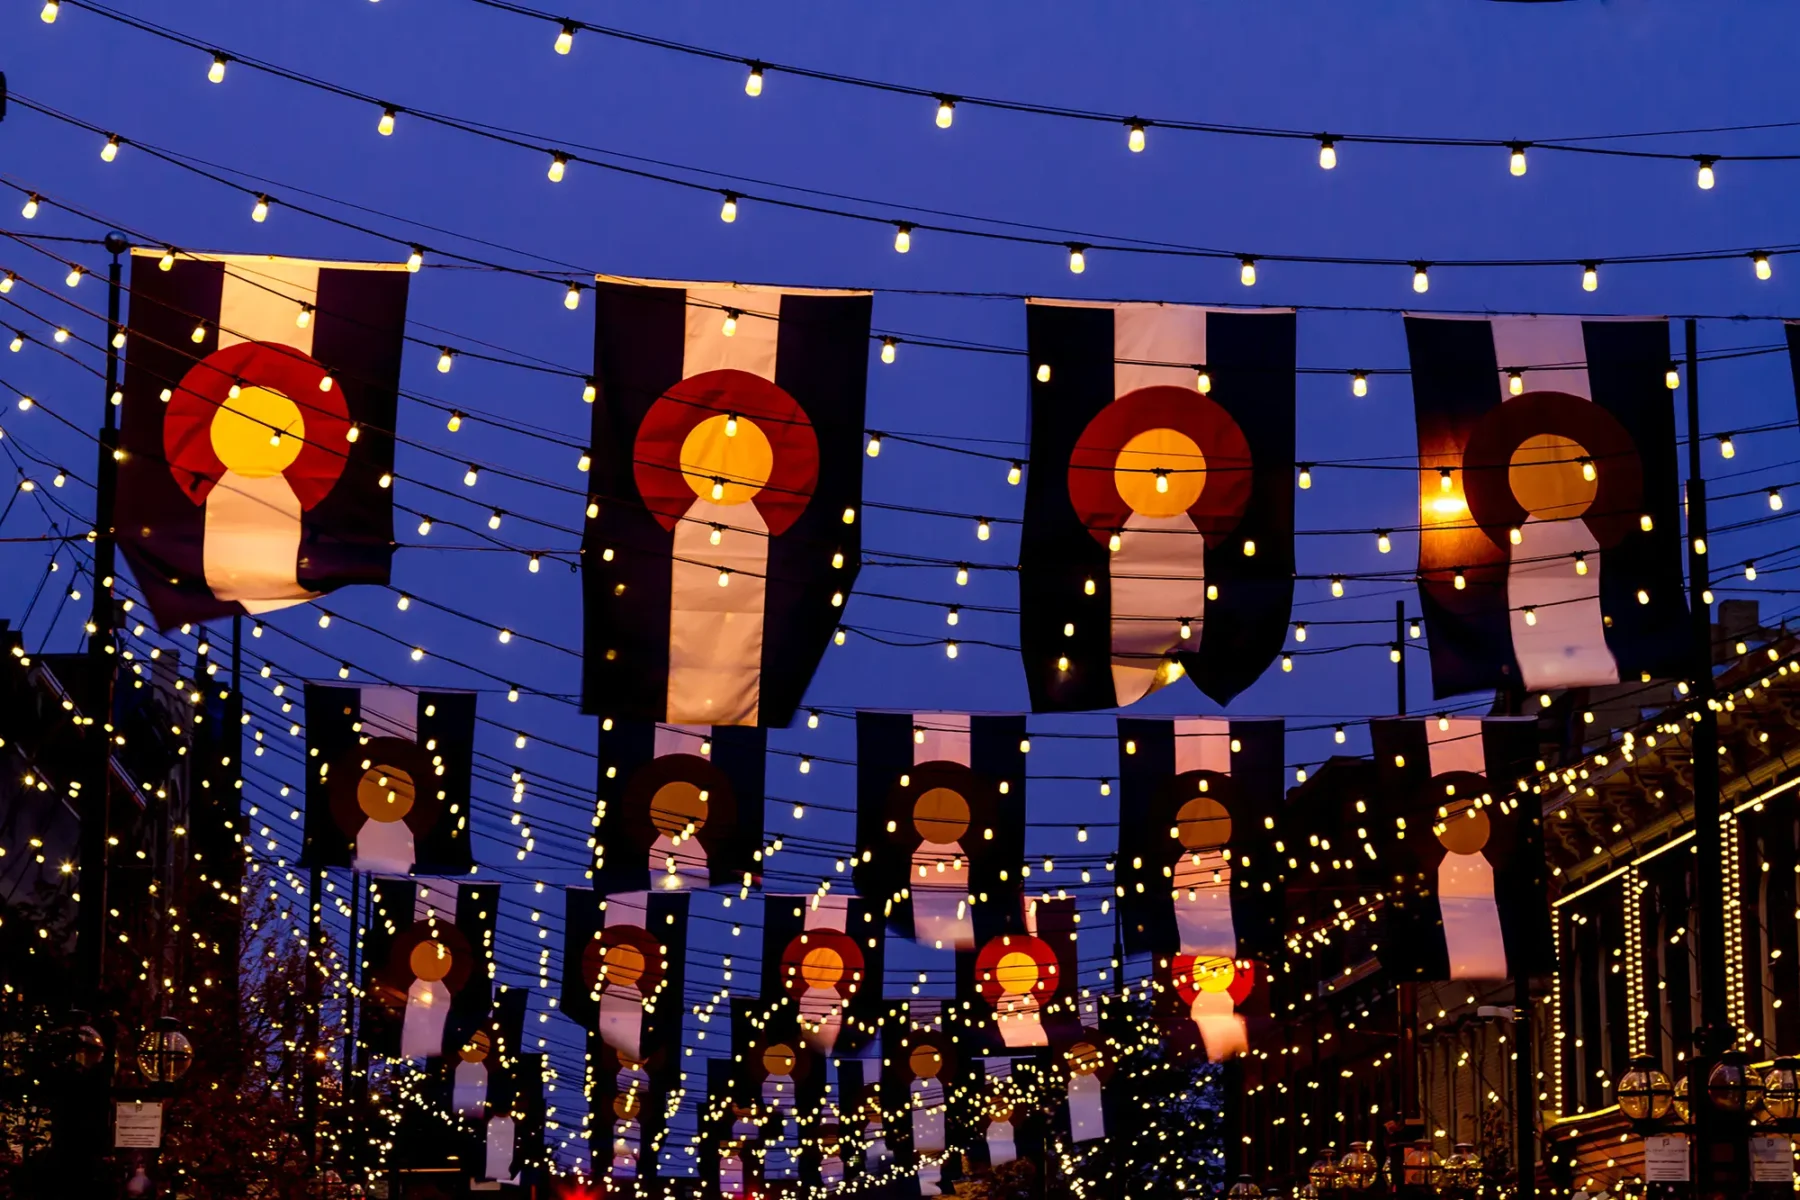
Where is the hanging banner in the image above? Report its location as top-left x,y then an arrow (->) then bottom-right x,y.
593,721 -> 765,895
1050,997 -> 1116,1144
1155,952 -> 1265,1063
301,684 -> 476,874
1404,315 -> 1687,698
854,712 -> 1028,950
1368,717 -> 1549,981
837,1057 -> 890,1187
881,1002 -> 962,1197
589,1032 -> 665,1188
559,888 -> 688,1063
703,1055 -> 765,1198
731,997 -> 826,1184
583,279 -> 872,727
361,878 -> 496,1060
451,987 -> 527,1118
116,250 -> 408,628
1019,302 -> 1296,711
1115,717 -> 1284,961
961,896 -> 1079,1051
761,890 -> 885,1054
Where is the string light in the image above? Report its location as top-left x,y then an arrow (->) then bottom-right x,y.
1746,562 -> 1758,580
744,62 -> 764,97
1665,364 -> 1680,390
437,348 -> 455,373
406,246 -> 424,273
894,224 -> 912,254
1769,489 -> 1784,511
1508,369 -> 1524,396
1239,257 -> 1257,286
722,310 -> 740,337
976,518 -> 991,541
1640,513 -> 1654,531
1007,461 -> 1022,485
208,53 -> 228,84
1453,570 -> 1466,591
1580,457 -> 1596,481
1296,464 -> 1312,489
945,641 -> 959,659
1194,368 -> 1212,394
488,509 -> 504,530
1351,371 -> 1368,398
1334,726 -> 1347,744
1581,262 -> 1598,292
378,106 -> 397,137
1067,244 -> 1087,274
296,304 -> 313,330
1375,530 -> 1391,554
20,194 -> 40,220
1574,552 -> 1588,575
880,337 -> 898,364
935,97 -> 956,129
1718,434 -> 1735,459
564,282 -> 582,310
866,433 -> 883,458
554,21 -> 575,54
100,135 -> 120,163
1293,622 -> 1307,642
463,465 -> 480,487
1127,120 -> 1147,153
1754,252 -> 1773,281
446,411 -> 463,433
1035,364 -> 1051,383
955,564 -> 969,586
548,154 -> 567,183
583,377 -> 597,403
40,0 -> 58,22
1330,576 -> 1345,597
1318,137 -> 1337,169
1411,262 -> 1430,293
1508,143 -> 1528,176
64,266 -> 83,289
720,192 -> 739,223
1696,157 -> 1717,190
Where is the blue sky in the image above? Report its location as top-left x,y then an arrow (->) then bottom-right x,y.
4,0 -> 1800,1179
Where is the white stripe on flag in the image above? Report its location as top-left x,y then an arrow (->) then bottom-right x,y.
684,287 -> 781,382
360,687 -> 419,740
1426,718 -> 1486,778
1173,718 -> 1231,776
217,258 -> 322,355
1490,317 -> 1592,402
913,714 -> 971,767
1113,303 -> 1207,397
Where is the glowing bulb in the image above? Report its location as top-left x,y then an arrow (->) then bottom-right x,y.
1747,562 -> 1758,581
40,0 -> 58,22
725,413 -> 739,437
1195,369 -> 1212,394
1755,252 -> 1773,281
1335,726 -> 1347,744
1639,514 -> 1653,532
554,22 -> 575,54
250,195 -> 272,223
1509,526 -> 1523,546
1770,489 -> 1784,511
745,63 -> 764,96
7,333 -> 20,353
1412,263 -> 1430,293
894,224 -> 912,254
880,337 -> 897,364
208,54 -> 227,84
53,329 -> 68,344
1581,458 -> 1596,482
1508,370 -> 1524,396
1665,366 -> 1680,390
1719,434 -> 1735,459
157,252 -> 173,273
1574,553 -> 1588,576
1180,620 -> 1192,640
1318,138 -> 1337,169
190,322 -> 208,345
101,136 -> 120,163
437,348 -> 454,373
1351,371 -> 1368,398
720,193 -> 739,223
1067,245 -> 1087,274
945,641 -> 959,659
1297,464 -> 1312,490
1581,262 -> 1598,292
1127,121 -> 1146,153
1508,143 -> 1527,177
488,509 -> 503,530
407,247 -> 424,273
976,518 -> 991,541
1035,363 -> 1051,383
1390,645 -> 1402,664
1696,158 -> 1716,190
583,378 -> 597,403
464,466 -> 479,487
718,569 -> 731,588
1376,531 -> 1391,554
20,195 -> 39,220
1153,469 -> 1169,494
1453,571 -> 1466,591
956,565 -> 969,586
1330,577 -> 1344,597
721,310 -> 739,337
935,97 -> 955,129
1108,531 -> 1122,553
417,518 -> 432,536
709,525 -> 723,547
548,155 -> 567,184
842,506 -> 856,524
1008,461 -> 1022,485
65,267 -> 83,288
711,479 -> 725,501
297,304 -> 314,330
378,107 -> 396,137
866,434 -> 883,458
577,450 -> 591,473
564,282 -> 582,310
1240,257 -> 1257,287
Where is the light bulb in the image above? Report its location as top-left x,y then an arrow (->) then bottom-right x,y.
251,195 -> 271,224
156,253 -> 173,273
101,136 -> 120,163
318,375 -> 333,393
1410,621 -> 1421,638
1770,489 -> 1784,511
564,282 -> 582,310
1194,368 -> 1212,394
1509,526 -> 1523,546
720,193 -> 739,223
1755,252 -> 1773,281
190,322 -> 208,345
1581,458 -> 1596,482
65,267 -> 83,288
1007,462 -> 1021,485
1719,434 -> 1735,459
976,518 -> 991,541
718,569 -> 731,588
1508,370 -> 1524,396
407,247 -> 424,273
488,509 -> 503,530
1696,158 -> 1716,190
1240,257 -> 1257,286
725,413 -> 739,437
1574,553 -> 1588,576
956,564 -> 969,586
708,525 -> 723,547
583,378 -> 597,403
437,348 -> 454,373
1640,513 -> 1654,532
1747,562 -> 1759,581
53,328 -> 68,344
1127,121 -> 1146,153
464,465 -> 479,486
1180,620 -> 1192,640
1351,371 -> 1368,398
722,310 -> 739,337
378,107 -> 396,137
20,195 -> 39,220
1666,366 -> 1680,390
417,517 -> 432,536
1108,531 -> 1122,553
866,433 -> 882,458
40,0 -> 58,22
744,63 -> 764,96
894,224 -> 912,254
1067,245 -> 1087,274
1297,464 -> 1312,490
446,411 -> 463,433
228,381 -> 242,400
1335,726 -> 1347,744
1581,262 -> 1598,292
208,54 -> 227,84
1508,143 -> 1527,177
945,641 -> 959,659
1453,571 -> 1466,591
1331,576 -> 1344,597
297,304 -> 313,330
935,97 -> 955,129
1036,363 -> 1051,383
1153,469 -> 1169,494
880,337 -> 897,364
576,450 -> 591,473
554,22 -> 575,54
548,155 -> 567,184
711,479 -> 725,501
1390,645 -> 1402,664
1412,263 -> 1430,293
1376,531 -> 1391,554
1318,137 -> 1337,169
7,333 -> 20,353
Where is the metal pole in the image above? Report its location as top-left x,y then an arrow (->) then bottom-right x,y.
74,234 -> 127,1008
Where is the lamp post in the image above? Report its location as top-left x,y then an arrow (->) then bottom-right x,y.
1337,1141 -> 1380,1192
1761,1057 -> 1800,1128
1705,1051 -> 1764,1120
1616,1055 -> 1676,1130
132,1017 -> 194,1089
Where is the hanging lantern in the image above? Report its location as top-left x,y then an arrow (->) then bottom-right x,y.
1761,1056 -> 1800,1124
1227,1175 -> 1265,1200
58,1011 -> 106,1073
1401,1141 -> 1442,1190
1339,1141 -> 1381,1191
1616,1055 -> 1675,1125
1442,1143 -> 1482,1191
134,1016 -> 194,1085
1707,1051 -> 1764,1116
1310,1147 -> 1342,1196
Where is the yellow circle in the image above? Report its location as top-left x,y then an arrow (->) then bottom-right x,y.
799,945 -> 845,989
649,781 -> 708,838
357,765 -> 415,823
602,943 -> 647,990
1437,801 -> 1491,855
995,950 -> 1041,995
680,413 -> 774,505
612,1092 -> 641,1119
1067,1041 -> 1104,1076
1191,956 -> 1236,993
762,1043 -> 798,1076
1508,433 -> 1596,521
1175,795 -> 1231,852
410,939 -> 454,982
210,385 -> 305,478
909,1045 -> 943,1079
912,787 -> 971,843
459,1030 -> 491,1063
1114,427 -> 1205,518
